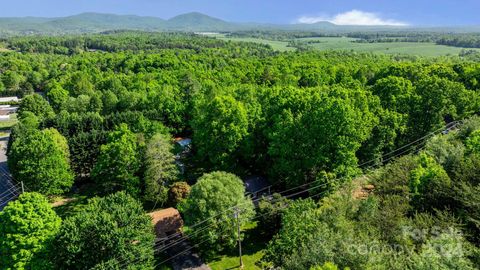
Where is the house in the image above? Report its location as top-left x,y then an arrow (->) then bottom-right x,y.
175,137 -> 192,153
148,208 -> 184,239
174,137 -> 192,174
244,176 -> 270,199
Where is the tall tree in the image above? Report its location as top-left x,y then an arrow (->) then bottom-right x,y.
192,95 -> 249,169
409,153 -> 452,210
18,94 -> 55,121
0,192 -> 61,269
179,171 -> 254,254
8,128 -> 74,195
46,82 -> 69,112
267,86 -> 376,187
91,124 -> 142,196
52,192 -> 155,270
143,133 -> 179,205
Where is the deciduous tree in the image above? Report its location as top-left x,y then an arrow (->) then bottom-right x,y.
52,192 -> 155,270
179,171 -> 254,254
0,192 -> 61,269
8,128 -> 74,195
143,133 -> 179,205
91,124 -> 142,196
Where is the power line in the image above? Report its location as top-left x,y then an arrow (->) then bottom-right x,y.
151,187 -> 332,269
116,180 -> 336,269
0,182 -> 20,198
108,120 -> 460,269
147,124 -> 460,267
359,121 -> 460,168
110,126 -> 444,269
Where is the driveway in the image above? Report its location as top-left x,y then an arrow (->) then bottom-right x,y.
0,131 -> 19,210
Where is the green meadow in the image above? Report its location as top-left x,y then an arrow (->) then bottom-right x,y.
216,35 -> 480,57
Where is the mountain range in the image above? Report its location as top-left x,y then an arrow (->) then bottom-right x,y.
0,12 -> 478,35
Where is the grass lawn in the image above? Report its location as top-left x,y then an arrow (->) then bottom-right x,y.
207,222 -> 268,270
52,194 -> 89,219
297,37 -> 480,57
51,183 -> 100,218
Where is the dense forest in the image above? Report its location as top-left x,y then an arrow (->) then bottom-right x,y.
1,32 -> 480,269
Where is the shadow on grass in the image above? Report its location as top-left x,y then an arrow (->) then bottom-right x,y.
205,223 -> 270,269
53,195 -> 89,219
53,183 -> 100,219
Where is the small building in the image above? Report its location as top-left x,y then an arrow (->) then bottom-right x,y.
148,208 -> 184,239
174,137 -> 192,175
175,137 -> 192,152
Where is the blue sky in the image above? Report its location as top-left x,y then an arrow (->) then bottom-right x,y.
2,0 -> 480,26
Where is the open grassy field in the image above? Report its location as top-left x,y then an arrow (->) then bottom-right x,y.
297,37 -> 480,57
212,34 -> 480,57
210,34 -> 295,52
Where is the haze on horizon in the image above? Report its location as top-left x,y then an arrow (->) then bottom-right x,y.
1,0 -> 479,27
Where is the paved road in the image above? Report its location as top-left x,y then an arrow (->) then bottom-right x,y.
163,235 -> 211,270
0,131 -> 18,211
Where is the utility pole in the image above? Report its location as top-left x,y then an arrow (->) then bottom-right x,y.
234,207 -> 244,269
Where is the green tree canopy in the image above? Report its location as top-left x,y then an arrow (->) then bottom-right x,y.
18,93 -> 55,121
0,192 -> 61,269
410,153 -> 451,194
179,171 -> 254,254
465,129 -> 480,154
143,133 -> 179,205
8,127 -> 74,195
91,123 -> 142,197
192,95 -> 249,169
52,191 -> 155,270
267,86 -> 376,187
372,75 -> 414,111
45,81 -> 69,112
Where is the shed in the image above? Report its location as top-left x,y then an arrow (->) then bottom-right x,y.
148,208 -> 184,239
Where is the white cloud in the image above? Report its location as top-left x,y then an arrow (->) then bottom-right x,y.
297,10 -> 408,26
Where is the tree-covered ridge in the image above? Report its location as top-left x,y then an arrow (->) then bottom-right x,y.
3,31 -> 272,54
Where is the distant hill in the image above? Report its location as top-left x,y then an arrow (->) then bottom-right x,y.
165,12 -> 234,31
45,13 -> 166,32
0,12 -> 240,35
0,12 -> 479,36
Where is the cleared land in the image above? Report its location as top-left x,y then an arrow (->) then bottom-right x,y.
214,35 -> 480,56
212,34 -> 295,52
297,37 -> 480,57
208,222 -> 266,270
